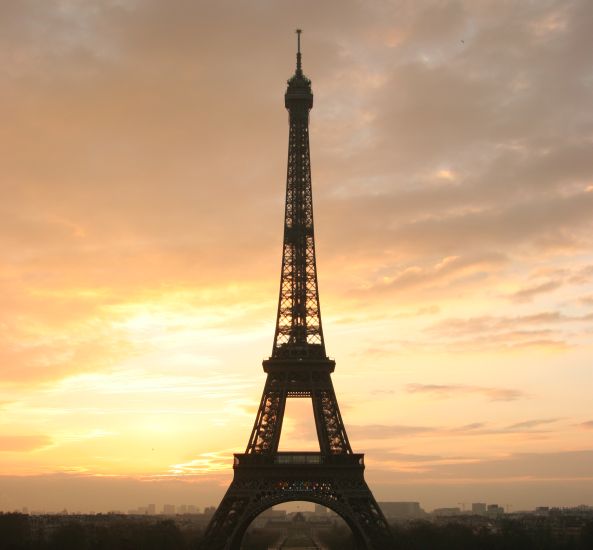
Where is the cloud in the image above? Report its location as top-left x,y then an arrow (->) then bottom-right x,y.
406,383 -> 526,402
508,264 -> 593,302
0,435 -> 52,452
0,318 -> 136,385
1,0 -> 591,305
360,253 -> 507,296
347,418 -> 562,441
368,450 -> 593,485
424,450 -> 593,480
348,424 -> 435,439
418,310 -> 593,351
359,330 -> 569,357
383,192 -> 593,258
510,280 -> 563,302
168,450 -> 233,476
385,452 -> 444,463
505,418 -> 561,431
429,312 -> 593,336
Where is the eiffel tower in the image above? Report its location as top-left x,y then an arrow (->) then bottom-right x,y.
199,31 -> 394,550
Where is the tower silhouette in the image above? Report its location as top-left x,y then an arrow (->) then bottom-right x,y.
199,31 -> 394,550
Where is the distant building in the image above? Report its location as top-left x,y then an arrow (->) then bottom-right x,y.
487,504 -> 504,516
433,507 -> 461,517
472,503 -> 487,515
147,504 -> 156,515
162,504 -> 176,515
128,506 -> 149,515
177,505 -> 198,514
259,508 -> 287,520
203,506 -> 216,517
379,502 -> 425,519
250,507 -> 287,528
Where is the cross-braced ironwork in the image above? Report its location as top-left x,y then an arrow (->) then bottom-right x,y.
273,32 -> 324,360
199,30 -> 394,550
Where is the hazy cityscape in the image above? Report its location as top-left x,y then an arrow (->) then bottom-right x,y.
10,500 -> 589,518
2,501 -> 593,549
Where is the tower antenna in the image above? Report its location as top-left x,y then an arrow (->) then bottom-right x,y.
296,28 -> 302,73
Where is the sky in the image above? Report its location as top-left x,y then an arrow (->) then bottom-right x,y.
1,0 -> 592,513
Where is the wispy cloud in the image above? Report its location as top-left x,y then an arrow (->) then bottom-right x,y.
406,383 -> 526,402
508,264 -> 593,302
348,424 -> 435,439
360,253 -> 507,297
429,311 -> 593,337
347,418 -> 562,440
368,450 -> 593,482
420,310 -> 593,351
510,280 -> 563,302
0,435 -> 52,452
168,450 -> 234,476
505,418 -> 561,431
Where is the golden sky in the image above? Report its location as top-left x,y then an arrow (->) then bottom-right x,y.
1,0 -> 592,512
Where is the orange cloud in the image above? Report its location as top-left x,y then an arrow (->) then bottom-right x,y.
406,383 -> 526,402
0,435 -> 52,452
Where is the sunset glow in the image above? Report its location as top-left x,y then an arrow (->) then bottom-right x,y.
1,0 -> 592,513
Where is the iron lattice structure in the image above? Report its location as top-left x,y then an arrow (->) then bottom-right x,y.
273,53 -> 324,359
199,31 -> 394,550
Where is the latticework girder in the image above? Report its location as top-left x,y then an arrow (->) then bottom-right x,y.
272,49 -> 325,360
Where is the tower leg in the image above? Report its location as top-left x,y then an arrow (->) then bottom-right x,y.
246,374 -> 287,454
311,377 -> 352,454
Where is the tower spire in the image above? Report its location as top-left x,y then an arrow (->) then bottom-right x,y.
296,28 -> 302,74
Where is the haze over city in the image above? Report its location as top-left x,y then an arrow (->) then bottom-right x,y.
1,0 -> 592,516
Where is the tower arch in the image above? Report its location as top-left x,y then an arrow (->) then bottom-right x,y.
231,496 -> 366,550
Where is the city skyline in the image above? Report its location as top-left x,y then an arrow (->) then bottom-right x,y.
1,0 -> 593,514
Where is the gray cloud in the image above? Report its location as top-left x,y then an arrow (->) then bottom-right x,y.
1,0 -> 592,285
